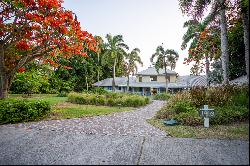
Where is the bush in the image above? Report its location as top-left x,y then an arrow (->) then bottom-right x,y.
155,85 -> 249,126
153,93 -> 171,100
190,86 -> 207,107
172,101 -> 197,114
173,111 -> 202,126
210,106 -> 249,125
68,92 -> 150,107
0,99 -> 51,124
57,91 -> 68,97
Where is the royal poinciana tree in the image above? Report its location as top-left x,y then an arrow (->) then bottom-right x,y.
0,0 -> 96,98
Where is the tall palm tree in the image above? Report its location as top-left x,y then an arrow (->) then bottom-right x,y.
239,0 -> 249,82
102,34 -> 129,91
151,45 -> 179,93
179,0 -> 230,84
125,48 -> 143,92
94,36 -> 104,84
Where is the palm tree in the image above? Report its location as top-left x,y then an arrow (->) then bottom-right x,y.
151,45 -> 179,93
239,0 -> 249,82
94,36 -> 104,84
181,20 -> 220,86
179,0 -> 230,84
125,48 -> 143,92
102,34 -> 129,91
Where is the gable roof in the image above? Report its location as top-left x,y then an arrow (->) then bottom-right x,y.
136,67 -> 176,76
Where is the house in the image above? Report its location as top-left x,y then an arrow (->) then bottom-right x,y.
93,66 -> 207,96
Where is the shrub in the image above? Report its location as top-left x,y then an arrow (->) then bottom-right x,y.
210,106 -> 249,125
68,92 -> 150,107
172,101 -> 197,114
190,86 -> 207,107
57,91 -> 68,97
0,99 -> 51,124
153,93 -> 171,100
173,111 -> 202,126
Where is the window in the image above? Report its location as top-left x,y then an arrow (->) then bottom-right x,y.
139,77 -> 142,82
150,76 -> 157,81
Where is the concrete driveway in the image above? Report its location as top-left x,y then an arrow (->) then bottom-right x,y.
0,127 -> 248,165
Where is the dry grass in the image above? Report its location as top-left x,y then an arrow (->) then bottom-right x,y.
147,118 -> 249,140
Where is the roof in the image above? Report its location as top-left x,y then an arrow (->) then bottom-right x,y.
136,67 -> 176,76
93,77 -> 136,87
93,75 -> 207,88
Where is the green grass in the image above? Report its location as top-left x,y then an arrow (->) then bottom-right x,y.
47,102 -> 133,120
7,94 -> 134,120
8,94 -> 67,105
147,118 -> 249,140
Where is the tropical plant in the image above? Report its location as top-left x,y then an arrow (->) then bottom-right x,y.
151,44 -> 179,92
0,0 -> 96,98
102,34 -> 129,91
179,0 -> 230,84
125,48 -> 143,92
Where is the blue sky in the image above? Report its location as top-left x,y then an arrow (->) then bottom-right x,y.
63,0 -> 193,76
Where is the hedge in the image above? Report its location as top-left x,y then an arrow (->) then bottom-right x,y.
0,99 -> 51,124
68,92 -> 150,107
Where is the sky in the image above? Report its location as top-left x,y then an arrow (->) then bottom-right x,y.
62,0 -> 193,76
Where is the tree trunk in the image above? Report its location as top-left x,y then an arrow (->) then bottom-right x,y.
240,0 -> 249,82
164,57 -> 168,93
85,76 -> 88,91
112,58 -> 116,92
219,0 -> 229,84
0,74 -> 10,99
205,56 -> 210,86
126,63 -> 130,92
97,52 -> 100,85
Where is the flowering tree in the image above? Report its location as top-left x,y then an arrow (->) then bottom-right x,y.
0,0 -> 96,98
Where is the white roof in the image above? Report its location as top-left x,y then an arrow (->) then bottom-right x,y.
136,67 -> 176,76
93,75 -> 207,88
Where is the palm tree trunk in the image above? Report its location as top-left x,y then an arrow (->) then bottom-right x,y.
97,52 -> 100,85
240,0 -> 249,82
164,57 -> 168,93
219,0 -> 229,84
127,74 -> 129,92
112,57 -> 116,92
205,55 -> 210,86
126,63 -> 130,92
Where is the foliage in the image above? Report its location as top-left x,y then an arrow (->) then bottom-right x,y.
0,99 -> 51,124
210,106 -> 249,125
68,92 -> 150,107
153,93 -> 172,101
102,34 -> 129,91
155,85 -> 249,126
189,86 -> 207,107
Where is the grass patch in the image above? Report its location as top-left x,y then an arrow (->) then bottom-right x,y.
46,102 -> 133,120
8,94 -> 67,105
147,118 -> 249,140
6,94 -> 134,121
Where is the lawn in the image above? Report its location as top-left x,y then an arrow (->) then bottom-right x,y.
147,118 -> 249,140
8,94 -> 133,120
47,102 -> 132,120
